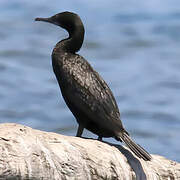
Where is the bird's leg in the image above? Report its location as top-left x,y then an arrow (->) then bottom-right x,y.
76,124 -> 84,137
98,136 -> 102,141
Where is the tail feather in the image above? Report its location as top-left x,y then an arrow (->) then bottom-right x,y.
123,135 -> 143,159
120,132 -> 152,161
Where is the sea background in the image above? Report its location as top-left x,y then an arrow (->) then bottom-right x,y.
0,0 -> 180,162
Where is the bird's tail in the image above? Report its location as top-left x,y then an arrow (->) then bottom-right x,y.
118,131 -> 152,161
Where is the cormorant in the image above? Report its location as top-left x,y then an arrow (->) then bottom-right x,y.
35,11 -> 152,161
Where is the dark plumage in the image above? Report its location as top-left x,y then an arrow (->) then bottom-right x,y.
35,11 -> 152,161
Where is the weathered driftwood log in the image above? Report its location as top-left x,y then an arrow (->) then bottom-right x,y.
0,123 -> 179,180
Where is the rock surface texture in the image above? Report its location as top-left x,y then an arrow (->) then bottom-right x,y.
0,123 -> 179,180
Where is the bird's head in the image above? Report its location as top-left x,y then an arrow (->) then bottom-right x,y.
35,11 -> 83,34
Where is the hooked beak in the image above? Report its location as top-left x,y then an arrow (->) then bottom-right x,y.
35,17 -> 52,23
35,16 -> 60,27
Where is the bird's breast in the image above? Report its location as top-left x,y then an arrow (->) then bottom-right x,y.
52,53 -> 91,90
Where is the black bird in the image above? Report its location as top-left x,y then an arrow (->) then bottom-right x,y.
35,12 -> 152,161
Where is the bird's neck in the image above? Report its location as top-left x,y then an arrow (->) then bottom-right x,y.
55,26 -> 84,54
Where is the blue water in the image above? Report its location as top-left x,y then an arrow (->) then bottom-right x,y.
0,0 -> 180,162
